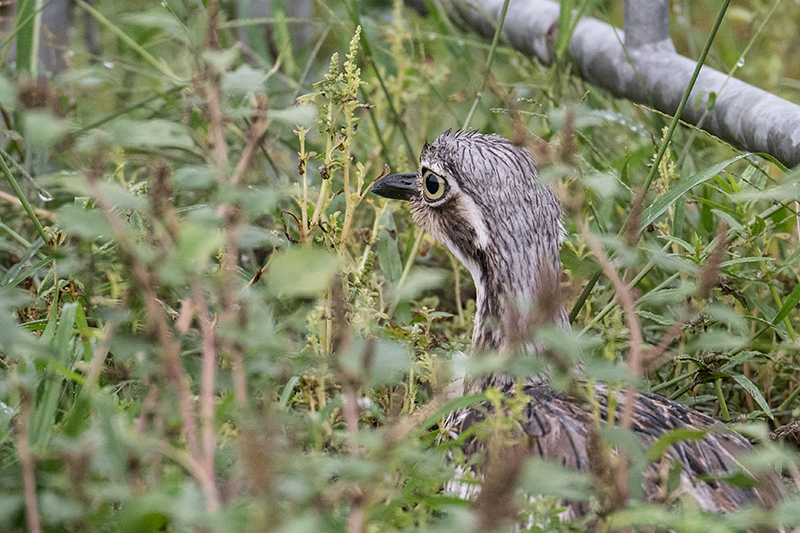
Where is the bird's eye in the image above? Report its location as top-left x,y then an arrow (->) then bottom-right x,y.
422,171 -> 448,202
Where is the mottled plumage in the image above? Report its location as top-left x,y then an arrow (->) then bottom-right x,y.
370,130 -> 783,514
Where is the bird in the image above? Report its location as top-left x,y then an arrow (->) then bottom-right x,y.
370,130 -> 784,517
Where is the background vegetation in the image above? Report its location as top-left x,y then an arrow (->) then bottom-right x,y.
0,0 -> 799,531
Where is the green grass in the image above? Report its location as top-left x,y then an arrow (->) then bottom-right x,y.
0,0 -> 798,531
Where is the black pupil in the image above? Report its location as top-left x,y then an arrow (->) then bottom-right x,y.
426,174 -> 440,196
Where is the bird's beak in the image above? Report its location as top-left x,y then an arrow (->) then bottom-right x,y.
370,173 -> 418,201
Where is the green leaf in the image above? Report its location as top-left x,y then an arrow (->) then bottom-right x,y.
339,337 -> 411,385
0,75 -> 17,111
122,7 -> 190,43
640,155 -> 749,231
637,309 -> 676,326
172,166 -> 220,189
376,229 -> 402,285
278,376 -> 300,409
268,105 -> 316,127
111,119 -> 195,150
54,302 -> 79,363
223,65 -> 268,94
159,222 -> 223,285
710,208 -> 744,232
1,242 -> 49,288
773,282 -> 800,326
648,427 -> 708,460
24,111 -> 71,150
521,459 -> 591,501
40,491 -> 84,524
719,256 -> 773,267
413,392 -> 488,438
729,372 -> 773,420
267,248 -> 342,297
57,205 -> 113,240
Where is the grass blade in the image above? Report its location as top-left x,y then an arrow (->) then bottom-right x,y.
639,154 -> 748,231
772,282 -> 800,327
75,0 -> 181,82
0,151 -> 48,244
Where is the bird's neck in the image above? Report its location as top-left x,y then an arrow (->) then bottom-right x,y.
460,238 -> 567,353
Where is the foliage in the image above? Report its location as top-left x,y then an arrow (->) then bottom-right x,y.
0,0 -> 799,531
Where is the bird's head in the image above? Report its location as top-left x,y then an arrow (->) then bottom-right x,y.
371,130 -> 566,348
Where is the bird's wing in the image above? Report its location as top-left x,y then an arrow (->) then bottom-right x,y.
448,380 -> 785,513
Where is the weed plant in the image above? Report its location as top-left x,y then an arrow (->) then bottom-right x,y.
0,0 -> 799,531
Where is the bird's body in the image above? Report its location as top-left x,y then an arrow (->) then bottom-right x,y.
370,131 -> 783,515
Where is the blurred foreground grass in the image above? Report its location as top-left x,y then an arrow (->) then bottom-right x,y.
0,0 -> 799,531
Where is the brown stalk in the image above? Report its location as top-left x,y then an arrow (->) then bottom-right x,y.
329,274 -> 365,532
219,205 -> 248,408
697,223 -> 728,301
230,94 -> 269,186
203,0 -> 227,168
583,226 -> 643,515
474,443 -> 526,531
88,176 -> 219,507
582,228 -> 643,426
192,278 -> 220,511
200,11 -> 261,411
205,73 -> 229,168
383,390 -> 451,444
344,385 -> 364,533
203,0 -> 220,49
17,389 -> 42,533
0,190 -> 54,220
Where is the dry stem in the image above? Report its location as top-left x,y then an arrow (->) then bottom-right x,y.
17,389 -> 42,533
89,176 -> 220,507
0,190 -> 54,220
230,94 -> 269,186
192,279 -> 220,511
583,227 -> 643,516
344,385 -> 363,533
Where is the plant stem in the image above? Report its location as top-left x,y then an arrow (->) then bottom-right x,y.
642,0 -> 731,193
714,378 -> 730,421
777,381 -> 800,412
18,390 -> 42,533
463,0 -> 511,130
298,129 -> 310,246
668,380 -> 694,401
191,279 -> 221,512
0,152 -> 48,243
359,202 -> 388,273
311,99 -> 335,230
768,280 -> 797,340
650,370 -> 692,393
338,113 -> 356,256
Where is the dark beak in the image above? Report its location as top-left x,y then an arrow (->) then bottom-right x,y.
370,173 -> 418,201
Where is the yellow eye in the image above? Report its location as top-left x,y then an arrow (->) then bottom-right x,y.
422,171 -> 447,202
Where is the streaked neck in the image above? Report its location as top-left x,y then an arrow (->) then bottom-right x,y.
462,241 -> 567,353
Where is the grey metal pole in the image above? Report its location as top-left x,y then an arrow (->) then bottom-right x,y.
438,0 -> 800,168
624,0 -> 672,49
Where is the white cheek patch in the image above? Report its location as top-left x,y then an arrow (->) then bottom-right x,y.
457,194 -> 490,249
